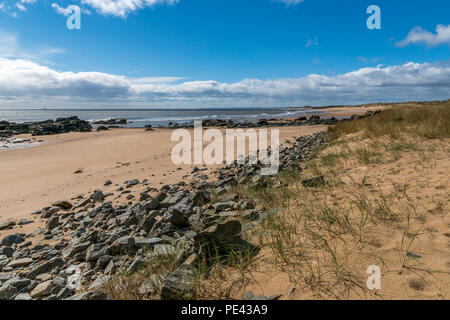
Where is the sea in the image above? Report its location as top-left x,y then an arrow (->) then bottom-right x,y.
0,108 -> 322,128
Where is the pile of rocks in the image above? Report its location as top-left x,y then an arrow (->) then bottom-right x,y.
0,132 -> 328,300
165,115 -> 337,129
0,117 -> 92,138
165,115 -> 338,129
92,119 -> 127,125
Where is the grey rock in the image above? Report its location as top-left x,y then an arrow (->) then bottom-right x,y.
91,190 -> 105,203
0,220 -> 16,231
62,241 -> 90,260
163,208 -> 187,227
64,290 -> 108,300
138,275 -> 165,297
109,236 -> 135,255
7,257 -> 33,268
46,216 -> 59,230
27,257 -> 64,279
0,247 -> 14,258
14,293 -> 33,300
4,276 -> 32,288
0,285 -> 18,300
1,233 -> 24,246
52,200 -> 73,210
86,244 -> 109,262
160,267 -> 194,300
89,275 -> 112,290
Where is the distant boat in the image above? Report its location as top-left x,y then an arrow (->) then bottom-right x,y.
42,108 -> 48,110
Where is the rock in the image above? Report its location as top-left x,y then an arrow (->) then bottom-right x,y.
27,257 -> 64,279
137,212 -> 159,233
96,255 -> 113,269
198,219 -> 242,241
0,247 -> 14,258
14,293 -> 33,300
0,285 -> 18,300
89,275 -> 112,290
31,280 -> 54,298
104,180 -> 112,186
4,276 -> 31,288
62,242 -> 91,260
163,208 -> 188,227
213,201 -> 236,212
147,244 -> 177,259
109,236 -> 135,255
0,220 -> 16,231
160,191 -> 186,208
160,267 -> 194,300
125,179 -> 140,188
127,256 -> 146,274
192,191 -> 211,206
75,198 -> 91,208
56,286 -> 73,300
52,200 -> 73,210
139,275 -> 165,297
46,216 -> 59,231
104,260 -> 116,275
7,257 -> 33,268
64,290 -> 108,300
91,190 -> 105,203
301,175 -> 325,187
1,233 -> 24,246
86,244 -> 109,262
134,237 -> 166,250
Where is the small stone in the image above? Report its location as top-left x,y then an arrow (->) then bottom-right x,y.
31,280 -> 54,298
15,293 -> 33,300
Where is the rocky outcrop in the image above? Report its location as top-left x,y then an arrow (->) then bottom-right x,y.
0,116 -> 92,139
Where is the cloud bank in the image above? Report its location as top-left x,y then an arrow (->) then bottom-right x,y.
0,58 -> 449,108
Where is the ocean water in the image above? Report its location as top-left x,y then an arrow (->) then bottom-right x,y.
0,108 -> 320,128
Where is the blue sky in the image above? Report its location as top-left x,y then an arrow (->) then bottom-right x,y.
0,0 -> 449,108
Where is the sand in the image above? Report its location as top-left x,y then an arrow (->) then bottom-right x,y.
0,125 -> 325,238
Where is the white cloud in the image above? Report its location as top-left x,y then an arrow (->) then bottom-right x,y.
0,58 -> 449,108
0,30 -> 64,62
273,0 -> 305,6
80,0 -> 179,17
0,0 -> 36,17
397,24 -> 450,47
51,3 -> 75,16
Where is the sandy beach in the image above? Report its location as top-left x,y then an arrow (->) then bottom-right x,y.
0,125 -> 325,238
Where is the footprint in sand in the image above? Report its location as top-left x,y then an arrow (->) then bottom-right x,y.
409,279 -> 426,292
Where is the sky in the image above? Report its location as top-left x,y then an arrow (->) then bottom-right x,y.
0,0 -> 449,109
